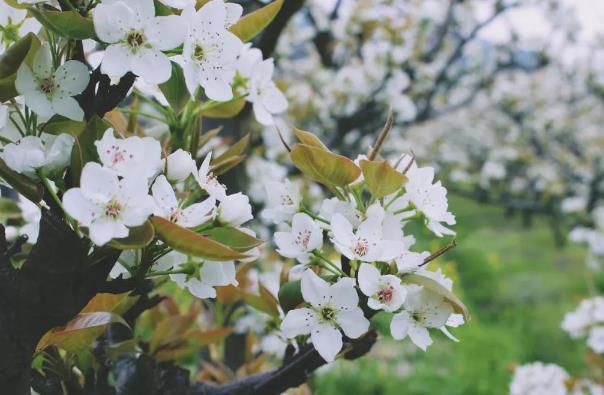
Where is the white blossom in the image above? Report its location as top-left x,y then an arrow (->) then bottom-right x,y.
63,162 -> 155,246
165,148 -> 197,182
261,179 -> 301,224
274,213 -> 323,263
357,263 -> 406,312
280,270 -> 369,362
1,134 -> 74,178
15,44 -> 89,120
510,362 -> 569,395
217,192 -> 253,226
196,152 -> 227,200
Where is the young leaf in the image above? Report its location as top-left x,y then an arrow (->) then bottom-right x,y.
201,226 -> 263,252
191,327 -> 234,347
159,62 -> 190,115
201,96 -> 246,118
0,33 -> 40,101
360,159 -> 407,199
0,159 -> 44,203
230,0 -> 284,42
234,287 -> 279,317
150,216 -> 248,261
36,312 -> 128,353
293,128 -> 328,150
290,144 -> 361,187
109,220 -> 155,250
29,10 -> 96,40
82,292 -> 139,316
41,115 -> 86,136
404,273 -> 470,322
213,134 -> 250,164
210,155 -> 245,176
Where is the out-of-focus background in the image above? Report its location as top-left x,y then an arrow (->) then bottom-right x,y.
245,0 -> 604,393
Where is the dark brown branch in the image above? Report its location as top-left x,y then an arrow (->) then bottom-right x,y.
257,0 -> 306,58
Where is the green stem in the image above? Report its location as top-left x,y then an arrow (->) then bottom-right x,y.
301,207 -> 329,224
312,251 -> 345,276
146,267 -> 194,277
117,108 -> 166,123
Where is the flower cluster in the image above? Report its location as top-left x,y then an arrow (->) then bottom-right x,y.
562,297 -> 604,354
510,362 -> 604,395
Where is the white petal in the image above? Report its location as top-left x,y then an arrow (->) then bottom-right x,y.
252,102 -> 274,126
93,2 -> 134,43
33,43 -> 53,79
225,2 -> 242,27
15,64 -> 37,96
408,323 -> 432,351
262,85 -> 288,113
202,75 -> 234,102
132,48 -> 171,84
51,96 -> 84,121
329,277 -> 359,310
126,0 -> 156,25
179,197 -> 215,228
390,311 -> 412,340
63,188 -> 96,226
101,44 -> 134,79
89,218 -> 128,246
201,261 -> 236,286
80,162 -> 119,201
301,269 -> 331,309
145,15 -> 185,50
187,278 -> 216,299
357,263 -> 381,297
336,308 -> 369,339
311,323 -> 343,362
281,308 -> 318,338
54,60 -> 90,96
152,174 -> 178,215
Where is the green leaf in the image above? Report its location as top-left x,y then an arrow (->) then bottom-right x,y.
201,226 -> 263,252
201,96 -> 246,118
70,116 -> 110,186
0,159 -> 44,203
290,144 -> 361,187
234,287 -> 279,317
293,128 -> 328,150
159,62 -> 190,115
150,216 -> 248,261
230,0 -> 284,42
109,220 -> 155,250
29,9 -> 96,40
41,115 -> 87,136
214,134 -> 250,163
404,273 -> 470,322
0,197 -> 22,220
36,312 -> 128,353
3,0 -> 28,9
360,159 -> 407,199
210,155 -> 245,176
278,280 -> 302,313
81,292 -> 139,316
0,33 -> 41,102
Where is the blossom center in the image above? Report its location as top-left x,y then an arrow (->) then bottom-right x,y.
280,194 -> 294,206
39,77 -> 54,95
354,238 -> 370,257
193,45 -> 206,62
168,208 -> 181,223
295,229 -> 312,249
377,286 -> 394,303
105,199 -> 122,219
320,306 -> 336,323
105,144 -> 133,166
126,31 -> 146,51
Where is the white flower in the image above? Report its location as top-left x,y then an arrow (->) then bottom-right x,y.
62,162 -> 155,246
390,285 -> 453,351
330,213 -> 405,262
181,0 -> 244,100
217,192 -> 253,226
93,0 -> 186,83
165,149 -> 197,182
357,263 -> 406,312
401,165 -> 456,237
196,152 -> 227,200
152,175 -> 215,228
274,213 -> 323,263
95,128 -> 162,179
319,197 -> 361,228
236,46 -> 287,125
161,251 -> 238,299
1,134 -> 74,178
280,270 -> 370,362
15,44 -> 89,120
17,195 -> 41,243
588,326 -> 604,354
510,362 -> 569,395
261,179 -> 300,224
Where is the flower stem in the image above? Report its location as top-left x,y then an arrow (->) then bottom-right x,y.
313,251 -> 345,276
146,267 -> 194,277
301,207 -> 329,224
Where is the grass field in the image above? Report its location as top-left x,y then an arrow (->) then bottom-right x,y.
314,196 -> 594,395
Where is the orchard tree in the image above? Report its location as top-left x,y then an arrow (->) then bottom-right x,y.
0,0 -> 469,394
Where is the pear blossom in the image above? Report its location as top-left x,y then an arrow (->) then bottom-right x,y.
274,213 -> 323,263
196,152 -> 227,200
217,192 -> 253,226
165,149 -> 197,182
151,175 -> 215,228
0,1 -> 40,52
1,134 -> 74,178
92,0 -> 186,83
390,285 -> 453,351
15,44 -> 89,121
357,263 -> 406,312
157,0 -> 195,9
95,129 -> 162,179
280,270 -> 370,362
236,45 -> 288,125
510,362 -> 569,395
62,162 -> 155,246
161,251 -> 238,299
401,165 -> 456,237
261,179 -> 301,224
330,213 -> 405,262
319,198 -> 361,228
181,0 -> 244,100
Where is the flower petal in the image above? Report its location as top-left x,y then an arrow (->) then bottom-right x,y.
301,269 -> 330,309
311,323 -> 342,362
336,308 -> 369,339
145,15 -> 185,51
101,44 -> 134,79
281,307 -> 318,338
93,2 -> 134,43
132,48 -> 171,84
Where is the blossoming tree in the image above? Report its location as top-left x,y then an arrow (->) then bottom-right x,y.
0,0 -> 469,394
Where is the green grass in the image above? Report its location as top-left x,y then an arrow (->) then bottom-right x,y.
314,196 -> 593,395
